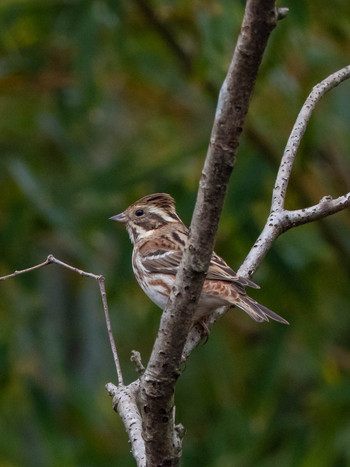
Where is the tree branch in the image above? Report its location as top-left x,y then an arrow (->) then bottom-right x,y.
182,65 -> 350,357
284,194 -> 350,228
138,1 -> 284,465
239,65 -> 350,278
272,65 -> 350,212
1,255 -> 149,461
106,381 -> 145,467
0,255 -> 123,386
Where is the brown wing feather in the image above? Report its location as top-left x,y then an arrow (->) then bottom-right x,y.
139,230 -> 183,275
140,227 -> 259,294
207,253 -> 260,292
142,249 -> 182,274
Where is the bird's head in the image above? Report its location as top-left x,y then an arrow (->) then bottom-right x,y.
110,193 -> 182,243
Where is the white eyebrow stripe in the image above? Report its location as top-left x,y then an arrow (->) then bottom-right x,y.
148,207 -> 178,222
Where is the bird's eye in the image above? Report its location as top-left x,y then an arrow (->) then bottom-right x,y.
135,209 -> 144,217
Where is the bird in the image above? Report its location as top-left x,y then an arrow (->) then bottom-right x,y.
110,193 -> 289,330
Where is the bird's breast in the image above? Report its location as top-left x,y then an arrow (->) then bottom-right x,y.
132,250 -> 174,310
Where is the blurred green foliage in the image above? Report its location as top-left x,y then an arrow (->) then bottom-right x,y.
1,0 -> 350,465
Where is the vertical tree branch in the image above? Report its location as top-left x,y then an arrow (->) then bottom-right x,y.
106,381 -> 145,467
139,2 -> 284,465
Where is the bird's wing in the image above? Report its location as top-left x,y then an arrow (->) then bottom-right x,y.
140,228 -> 259,292
206,252 -> 260,292
139,229 -> 185,275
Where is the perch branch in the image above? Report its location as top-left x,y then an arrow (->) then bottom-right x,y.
139,1 -> 283,465
240,65 -> 350,277
183,65 -> 350,356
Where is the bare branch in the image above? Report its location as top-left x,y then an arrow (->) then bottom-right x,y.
1,255 -> 149,459
237,193 -> 350,279
0,256 -> 51,280
0,255 -> 123,386
106,381 -> 146,467
46,254 -> 104,280
139,1 -> 282,464
97,278 -> 124,386
239,66 -> 350,278
283,194 -> 350,229
272,65 -> 350,212
182,66 -> 350,357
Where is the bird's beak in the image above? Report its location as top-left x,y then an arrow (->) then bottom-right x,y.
109,212 -> 128,223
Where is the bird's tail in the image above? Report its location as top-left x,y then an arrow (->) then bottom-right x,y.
235,295 -> 289,324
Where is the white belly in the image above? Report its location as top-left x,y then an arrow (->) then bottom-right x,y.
132,255 -> 174,310
131,250 -> 228,320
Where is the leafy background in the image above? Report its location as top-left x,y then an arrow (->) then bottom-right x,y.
1,0 -> 350,465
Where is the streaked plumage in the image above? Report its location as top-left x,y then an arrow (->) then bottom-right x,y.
110,193 -> 289,326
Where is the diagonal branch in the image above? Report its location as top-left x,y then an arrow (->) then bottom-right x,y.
239,65 -> 350,278
0,257 -> 52,280
138,1 -> 285,465
272,65 -> 350,212
183,65 -> 350,357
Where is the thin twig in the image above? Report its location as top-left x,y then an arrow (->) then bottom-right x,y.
0,257 -> 51,280
97,278 -> 124,385
46,254 -> 101,280
0,254 -> 123,385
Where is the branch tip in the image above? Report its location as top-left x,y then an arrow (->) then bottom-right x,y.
131,350 -> 145,375
105,382 -> 118,397
277,7 -> 289,20
175,423 -> 186,439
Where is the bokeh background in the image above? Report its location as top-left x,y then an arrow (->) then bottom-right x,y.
1,0 -> 350,465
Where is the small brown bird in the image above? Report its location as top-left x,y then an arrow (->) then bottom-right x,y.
110,193 -> 289,327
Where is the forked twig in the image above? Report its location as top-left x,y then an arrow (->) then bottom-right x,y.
183,65 -> 350,357
239,64 -> 350,278
0,254 -> 123,386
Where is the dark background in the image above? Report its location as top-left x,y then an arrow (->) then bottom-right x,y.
1,0 -> 350,465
